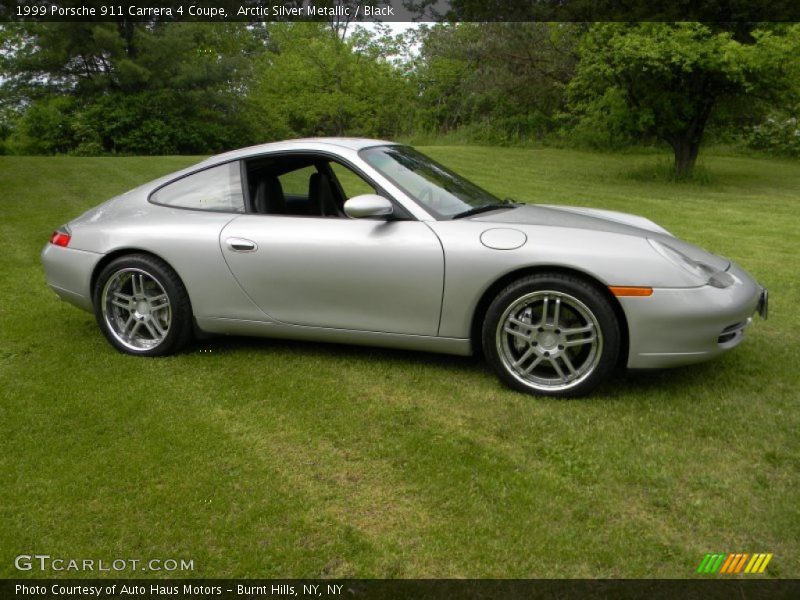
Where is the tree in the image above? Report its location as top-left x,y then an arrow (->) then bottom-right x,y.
246,23 -> 415,140
568,23 -> 800,177
412,23 -> 581,141
1,21 -> 262,154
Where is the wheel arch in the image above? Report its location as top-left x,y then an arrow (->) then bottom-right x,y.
90,248 -> 194,315
469,265 -> 630,368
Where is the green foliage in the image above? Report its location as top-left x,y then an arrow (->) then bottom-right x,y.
246,23 -> 415,141
2,21 -> 800,161
747,111 -> 800,157
1,22 -> 259,155
412,23 -> 580,141
75,90 -> 250,155
568,23 -> 800,176
560,87 -> 642,150
9,96 -> 77,154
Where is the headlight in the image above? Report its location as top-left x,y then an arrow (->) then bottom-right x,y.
647,238 -> 733,288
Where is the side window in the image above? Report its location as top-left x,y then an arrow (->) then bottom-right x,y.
329,161 -> 377,199
151,162 -> 244,212
246,155 -> 396,218
278,165 -> 317,200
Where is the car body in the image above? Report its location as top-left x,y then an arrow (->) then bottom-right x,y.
41,138 -> 768,396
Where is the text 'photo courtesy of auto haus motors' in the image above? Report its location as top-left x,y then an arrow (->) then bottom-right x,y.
41,138 -> 769,397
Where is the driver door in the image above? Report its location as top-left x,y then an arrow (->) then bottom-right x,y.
219,155 -> 444,336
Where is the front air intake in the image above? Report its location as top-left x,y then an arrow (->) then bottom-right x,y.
718,319 -> 751,345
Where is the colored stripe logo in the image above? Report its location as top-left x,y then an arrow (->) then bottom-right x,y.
696,553 -> 772,574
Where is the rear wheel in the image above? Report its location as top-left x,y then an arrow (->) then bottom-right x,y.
93,254 -> 192,356
482,273 -> 620,397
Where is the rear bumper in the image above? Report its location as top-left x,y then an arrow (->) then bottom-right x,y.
41,243 -> 101,312
621,262 -> 764,369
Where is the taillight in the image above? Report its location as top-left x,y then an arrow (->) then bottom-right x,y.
50,227 -> 71,247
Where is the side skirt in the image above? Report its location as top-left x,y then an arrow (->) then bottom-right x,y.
195,317 -> 473,356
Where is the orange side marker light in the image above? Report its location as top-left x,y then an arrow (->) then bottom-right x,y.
609,286 -> 654,297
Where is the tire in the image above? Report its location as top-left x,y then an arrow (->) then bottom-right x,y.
482,273 -> 620,398
93,253 -> 192,356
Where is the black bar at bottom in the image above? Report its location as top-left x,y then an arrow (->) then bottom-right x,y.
3,579 -> 800,600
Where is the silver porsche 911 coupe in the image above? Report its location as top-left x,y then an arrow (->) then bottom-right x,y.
41,138 -> 768,397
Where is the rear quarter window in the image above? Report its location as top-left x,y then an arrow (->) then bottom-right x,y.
150,162 -> 245,212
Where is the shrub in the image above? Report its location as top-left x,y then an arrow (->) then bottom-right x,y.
747,112 -> 800,158
10,97 -> 78,154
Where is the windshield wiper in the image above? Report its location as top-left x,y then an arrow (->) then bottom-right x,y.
452,202 -> 516,219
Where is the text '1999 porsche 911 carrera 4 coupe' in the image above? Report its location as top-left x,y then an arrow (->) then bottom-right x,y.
42,138 -> 768,396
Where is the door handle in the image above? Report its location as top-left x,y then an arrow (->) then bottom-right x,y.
226,237 -> 257,252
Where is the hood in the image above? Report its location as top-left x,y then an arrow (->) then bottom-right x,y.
473,204 -> 730,272
473,204 -> 672,237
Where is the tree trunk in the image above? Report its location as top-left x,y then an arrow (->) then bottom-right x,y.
672,138 -> 700,179
666,97 -> 714,179
116,19 -> 137,59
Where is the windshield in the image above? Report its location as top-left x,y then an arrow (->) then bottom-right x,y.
359,145 -> 509,219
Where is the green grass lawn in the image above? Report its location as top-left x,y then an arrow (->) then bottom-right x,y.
0,147 -> 798,579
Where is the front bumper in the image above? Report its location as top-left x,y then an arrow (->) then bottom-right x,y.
756,287 -> 769,320
620,262 -> 765,369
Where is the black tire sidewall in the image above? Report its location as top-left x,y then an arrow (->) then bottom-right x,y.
93,254 -> 191,356
482,274 -> 620,398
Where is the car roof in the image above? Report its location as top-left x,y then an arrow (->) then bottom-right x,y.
198,137 -> 398,167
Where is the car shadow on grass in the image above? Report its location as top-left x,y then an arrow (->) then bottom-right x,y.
193,334 -> 485,371
594,360 -> 721,401
192,334 -> 728,400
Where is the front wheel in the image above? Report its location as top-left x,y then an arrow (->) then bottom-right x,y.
482,273 -> 620,397
93,254 -> 192,356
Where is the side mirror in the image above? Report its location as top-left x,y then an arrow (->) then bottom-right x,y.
343,194 -> 394,219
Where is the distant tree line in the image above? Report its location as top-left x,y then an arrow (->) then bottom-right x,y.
1,21 -> 798,176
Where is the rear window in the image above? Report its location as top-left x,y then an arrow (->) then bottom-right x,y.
151,162 -> 245,213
